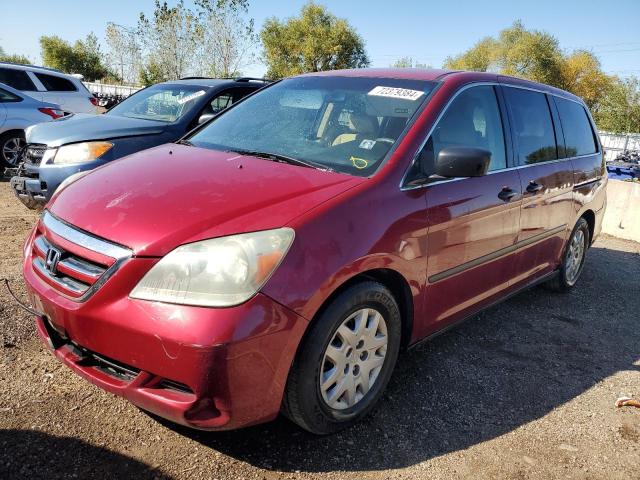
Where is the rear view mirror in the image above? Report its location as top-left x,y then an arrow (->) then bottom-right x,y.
435,147 -> 491,178
198,113 -> 216,125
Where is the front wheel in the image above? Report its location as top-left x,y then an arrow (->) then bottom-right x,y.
283,281 -> 401,434
0,131 -> 25,168
547,217 -> 590,292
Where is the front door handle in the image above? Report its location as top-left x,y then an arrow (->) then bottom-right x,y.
526,181 -> 544,194
498,187 -> 518,202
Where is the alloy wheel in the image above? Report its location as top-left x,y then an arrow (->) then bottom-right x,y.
320,308 -> 388,410
2,137 -> 25,166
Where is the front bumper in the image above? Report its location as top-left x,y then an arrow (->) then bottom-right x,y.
23,227 -> 308,430
11,159 -> 104,208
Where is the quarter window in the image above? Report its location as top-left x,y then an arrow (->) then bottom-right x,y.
0,68 -> 37,91
504,87 -> 557,165
34,73 -> 77,92
555,97 -> 597,157
422,85 -> 507,175
0,87 -> 22,102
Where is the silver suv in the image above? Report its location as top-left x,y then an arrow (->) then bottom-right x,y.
0,63 -> 97,115
0,82 -> 64,168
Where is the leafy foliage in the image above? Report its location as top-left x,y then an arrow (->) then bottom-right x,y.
106,0 -> 256,85
390,57 -> 430,69
261,3 -> 369,79
40,33 -> 111,81
596,76 -> 640,134
0,45 -> 32,65
444,21 -> 639,133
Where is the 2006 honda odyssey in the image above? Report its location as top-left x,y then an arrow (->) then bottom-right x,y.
22,69 -> 606,434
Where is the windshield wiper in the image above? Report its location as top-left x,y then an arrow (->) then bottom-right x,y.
175,139 -> 194,146
227,148 -> 334,172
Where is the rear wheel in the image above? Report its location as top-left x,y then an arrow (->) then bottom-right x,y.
283,281 -> 401,434
547,217 -> 590,292
0,131 -> 25,168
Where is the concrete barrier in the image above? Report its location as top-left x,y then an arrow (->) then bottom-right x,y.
602,179 -> 640,242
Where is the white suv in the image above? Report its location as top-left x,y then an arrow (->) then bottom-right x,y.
0,63 -> 97,114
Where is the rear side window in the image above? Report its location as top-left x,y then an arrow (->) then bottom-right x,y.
34,72 -> 77,92
209,93 -> 233,113
426,85 -> 507,172
0,87 -> 22,102
504,87 -> 557,165
0,68 -> 37,91
555,97 -> 597,157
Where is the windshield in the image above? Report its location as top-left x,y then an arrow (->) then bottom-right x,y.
108,84 -> 208,122
188,76 -> 437,176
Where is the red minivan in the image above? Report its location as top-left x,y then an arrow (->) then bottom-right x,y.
22,69 -> 606,434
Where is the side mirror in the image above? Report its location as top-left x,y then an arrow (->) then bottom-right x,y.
197,112 -> 216,125
435,147 -> 491,178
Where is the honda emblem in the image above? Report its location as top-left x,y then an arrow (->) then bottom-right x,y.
45,247 -> 62,274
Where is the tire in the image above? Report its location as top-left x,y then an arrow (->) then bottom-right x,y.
547,217 -> 590,292
0,131 -> 26,168
283,281 -> 401,434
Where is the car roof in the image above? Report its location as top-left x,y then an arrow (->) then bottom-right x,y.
160,77 -> 270,89
298,68 -> 583,104
0,61 -> 71,76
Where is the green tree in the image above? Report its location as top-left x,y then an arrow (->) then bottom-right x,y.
40,34 -> 110,81
445,21 -> 563,85
391,57 -> 430,69
596,76 -> 640,133
0,45 -> 32,64
261,2 -> 369,79
139,59 -> 170,86
442,21 -> 640,132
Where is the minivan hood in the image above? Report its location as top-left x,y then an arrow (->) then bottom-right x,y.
49,144 -> 365,256
26,113 -> 166,147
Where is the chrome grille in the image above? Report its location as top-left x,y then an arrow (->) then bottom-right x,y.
24,144 -> 47,165
31,211 -> 131,300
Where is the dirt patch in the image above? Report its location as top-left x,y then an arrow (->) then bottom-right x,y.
1,181 -> 639,479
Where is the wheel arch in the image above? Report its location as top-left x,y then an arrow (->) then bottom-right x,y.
580,209 -> 595,245
307,268 -> 414,351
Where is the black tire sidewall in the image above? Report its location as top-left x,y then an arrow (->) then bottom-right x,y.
288,281 -> 401,433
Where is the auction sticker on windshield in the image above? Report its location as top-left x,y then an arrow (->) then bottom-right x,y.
368,86 -> 424,101
178,90 -> 206,104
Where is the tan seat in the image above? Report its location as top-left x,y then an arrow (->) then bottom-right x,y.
332,113 -> 378,146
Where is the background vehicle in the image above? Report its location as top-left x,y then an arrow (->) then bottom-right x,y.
0,82 -> 64,168
10,77 -> 268,209
0,62 -> 97,114
21,69 -> 606,435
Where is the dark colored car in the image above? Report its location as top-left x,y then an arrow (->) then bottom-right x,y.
21,69 -> 606,434
9,77 -> 267,209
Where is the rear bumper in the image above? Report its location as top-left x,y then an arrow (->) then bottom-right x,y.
24,244 -> 308,430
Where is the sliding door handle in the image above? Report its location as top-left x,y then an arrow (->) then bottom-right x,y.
526,181 -> 544,193
498,187 -> 518,202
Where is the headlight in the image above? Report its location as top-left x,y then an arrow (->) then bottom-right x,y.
130,228 -> 295,307
52,141 -> 113,164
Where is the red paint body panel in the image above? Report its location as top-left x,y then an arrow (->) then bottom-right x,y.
22,69 -> 607,430
49,144 -> 364,257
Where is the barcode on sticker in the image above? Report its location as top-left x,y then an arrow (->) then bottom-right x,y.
368,86 -> 424,101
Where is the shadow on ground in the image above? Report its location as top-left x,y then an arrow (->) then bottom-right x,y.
0,430 -> 171,479
165,243 -> 640,473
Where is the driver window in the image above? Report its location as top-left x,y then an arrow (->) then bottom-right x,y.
422,85 -> 507,175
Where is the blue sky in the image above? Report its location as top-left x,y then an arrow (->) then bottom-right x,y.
1,0 -> 639,78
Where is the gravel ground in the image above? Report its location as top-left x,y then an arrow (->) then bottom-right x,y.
0,179 -> 639,480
